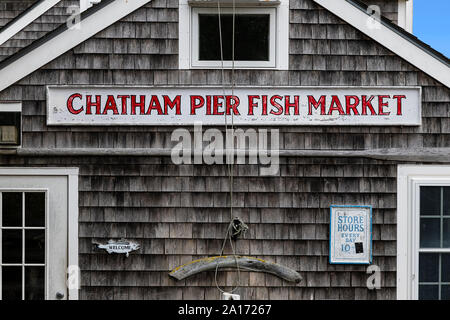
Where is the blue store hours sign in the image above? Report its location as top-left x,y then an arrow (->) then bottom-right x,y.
329,205 -> 372,264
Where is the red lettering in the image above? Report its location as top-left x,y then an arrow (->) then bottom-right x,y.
345,95 -> 360,115
393,95 -> 406,115
361,95 -> 376,115
308,95 -> 326,115
117,95 -> 129,115
163,95 -> 181,115
285,96 -> 299,115
67,93 -> 83,114
86,95 -> 101,115
328,95 -> 345,115
146,96 -> 163,115
378,95 -> 391,115
226,95 -> 240,115
270,95 -> 283,115
206,96 -> 212,115
102,95 -> 119,115
190,95 -> 204,115
262,95 -> 268,115
248,95 -> 259,116
213,96 -> 224,115
131,95 -> 146,115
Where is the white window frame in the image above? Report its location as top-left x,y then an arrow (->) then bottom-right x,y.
397,165 -> 450,300
179,0 -> 289,70
192,7 -> 276,68
0,102 -> 22,149
0,189 -> 49,300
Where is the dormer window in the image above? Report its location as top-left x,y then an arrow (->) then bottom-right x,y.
179,0 -> 289,69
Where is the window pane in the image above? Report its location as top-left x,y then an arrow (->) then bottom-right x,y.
25,230 -> 45,264
2,229 -> 22,263
420,186 -> 441,216
2,192 -> 22,227
444,218 -> 450,248
199,14 -> 270,61
442,254 -> 450,282
442,285 -> 450,300
419,253 -> 439,283
25,267 -> 45,300
444,187 -> 450,216
420,218 -> 441,248
419,285 -> 439,300
25,192 -> 45,227
2,266 -> 22,300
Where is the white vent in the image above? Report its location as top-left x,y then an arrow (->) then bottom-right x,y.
80,0 -> 102,13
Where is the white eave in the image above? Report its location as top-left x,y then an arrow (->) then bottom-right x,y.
313,0 -> 450,88
0,0 -> 63,47
0,0 -> 152,93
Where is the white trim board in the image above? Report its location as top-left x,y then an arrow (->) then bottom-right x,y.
0,0 -> 152,93
398,0 -> 413,33
313,0 -> 450,88
81,0 -> 102,13
0,0 -> 63,47
0,102 -> 21,112
0,167 -> 79,300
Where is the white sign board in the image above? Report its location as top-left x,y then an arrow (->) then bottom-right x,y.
329,205 -> 372,264
46,86 -> 421,126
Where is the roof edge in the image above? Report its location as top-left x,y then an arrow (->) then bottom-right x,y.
0,0 -> 63,47
348,0 -> 449,66
313,0 -> 450,88
0,0 -> 153,93
0,0 -> 114,71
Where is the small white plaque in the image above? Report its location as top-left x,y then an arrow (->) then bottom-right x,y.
94,239 -> 140,257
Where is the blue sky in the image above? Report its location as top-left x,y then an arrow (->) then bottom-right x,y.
413,0 -> 450,58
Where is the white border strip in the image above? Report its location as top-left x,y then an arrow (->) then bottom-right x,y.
313,0 -> 449,88
0,0 -> 62,47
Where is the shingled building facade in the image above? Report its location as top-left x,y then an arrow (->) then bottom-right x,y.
0,0 -> 449,300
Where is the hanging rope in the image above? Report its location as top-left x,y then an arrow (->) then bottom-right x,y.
214,0 -> 243,295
